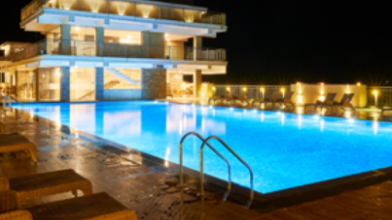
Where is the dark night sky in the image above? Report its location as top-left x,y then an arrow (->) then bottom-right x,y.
1,0 -> 391,85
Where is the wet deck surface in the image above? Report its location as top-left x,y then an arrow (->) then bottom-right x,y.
2,100 -> 392,219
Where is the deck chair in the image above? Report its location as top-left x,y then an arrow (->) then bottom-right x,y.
0,168 -> 93,207
209,90 -> 234,105
252,91 -> 280,108
0,191 -> 137,220
277,91 -> 295,110
381,106 -> 392,116
230,91 -> 251,107
323,93 -> 355,114
0,123 -> 5,134
252,91 -> 281,109
304,93 -> 337,113
0,139 -> 38,162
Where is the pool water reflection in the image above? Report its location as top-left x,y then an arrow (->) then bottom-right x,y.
15,101 -> 392,194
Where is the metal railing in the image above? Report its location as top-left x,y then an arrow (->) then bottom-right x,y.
21,0 -> 226,26
214,85 -> 291,100
367,86 -> 392,107
0,39 -> 226,62
179,132 -> 232,201
178,132 -> 254,208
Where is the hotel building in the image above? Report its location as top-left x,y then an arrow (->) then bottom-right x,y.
0,0 -> 227,101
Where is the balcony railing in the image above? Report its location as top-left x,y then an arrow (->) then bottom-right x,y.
0,39 -> 226,62
21,0 -> 226,26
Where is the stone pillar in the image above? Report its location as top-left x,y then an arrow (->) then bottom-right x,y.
142,31 -> 164,58
194,69 -> 202,98
141,68 -> 167,100
95,67 -> 104,100
96,27 -> 104,56
193,36 -> 202,61
60,67 -> 70,102
60,25 -> 72,55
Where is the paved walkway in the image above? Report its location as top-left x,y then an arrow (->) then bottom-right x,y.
2,102 -> 392,219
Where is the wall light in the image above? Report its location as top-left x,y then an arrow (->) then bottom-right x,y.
226,87 -> 231,92
281,88 -> 285,98
242,87 -> 247,92
357,82 -> 361,86
373,90 -> 379,108
75,26 -> 80,32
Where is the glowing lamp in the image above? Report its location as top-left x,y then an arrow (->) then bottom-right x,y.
357,82 -> 361,86
373,90 -> 378,96
243,87 -> 247,92
260,87 -> 264,92
226,87 -> 231,92
212,87 -> 216,91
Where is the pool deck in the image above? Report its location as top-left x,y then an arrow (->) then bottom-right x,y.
1,100 -> 392,219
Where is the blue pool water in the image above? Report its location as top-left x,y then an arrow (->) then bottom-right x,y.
15,101 -> 392,194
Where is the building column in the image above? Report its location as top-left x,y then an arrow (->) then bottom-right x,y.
34,69 -> 39,101
96,27 -> 104,56
194,69 -> 202,98
95,67 -> 104,100
60,67 -> 70,102
141,67 -> 167,100
193,36 -> 202,61
60,24 -> 72,55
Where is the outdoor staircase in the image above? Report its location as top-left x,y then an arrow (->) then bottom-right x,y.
105,67 -> 141,85
77,80 -> 120,100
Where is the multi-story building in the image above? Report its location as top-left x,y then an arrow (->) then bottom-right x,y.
0,0 -> 227,102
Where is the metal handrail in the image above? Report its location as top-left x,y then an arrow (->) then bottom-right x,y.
200,136 -> 254,208
178,132 -> 232,201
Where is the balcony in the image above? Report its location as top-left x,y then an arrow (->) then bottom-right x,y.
0,39 -> 226,62
21,0 -> 226,26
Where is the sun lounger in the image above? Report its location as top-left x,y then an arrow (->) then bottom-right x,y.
209,90 -> 234,105
0,134 -> 29,142
323,93 -> 355,114
252,91 -> 281,109
304,93 -> 337,113
230,91 -> 251,107
277,91 -> 295,110
0,123 -> 5,134
0,192 -> 137,220
0,139 -> 37,162
252,91 -> 280,108
0,169 -> 93,207
381,106 -> 392,116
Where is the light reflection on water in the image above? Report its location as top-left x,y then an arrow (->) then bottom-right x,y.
15,101 -> 392,194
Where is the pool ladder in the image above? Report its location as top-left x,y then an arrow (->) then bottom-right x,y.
178,132 -> 254,208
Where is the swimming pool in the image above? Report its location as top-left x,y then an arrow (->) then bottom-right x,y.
15,101 -> 392,194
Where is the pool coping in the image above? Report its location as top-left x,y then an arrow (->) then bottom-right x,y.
10,102 -> 392,213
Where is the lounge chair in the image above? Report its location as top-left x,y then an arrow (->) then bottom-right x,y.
252,91 -> 281,109
252,91 -> 280,108
230,91 -> 251,107
0,191 -> 137,220
0,123 -> 5,134
209,90 -> 234,105
0,168 -> 93,207
304,93 -> 337,113
277,91 -> 295,110
0,133 -> 29,142
322,93 -> 356,114
0,139 -> 38,162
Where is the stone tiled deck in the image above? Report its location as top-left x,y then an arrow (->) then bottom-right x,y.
1,100 -> 392,219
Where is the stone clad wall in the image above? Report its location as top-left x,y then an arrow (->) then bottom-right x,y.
142,68 -> 167,100
60,67 -> 70,102
103,89 -> 142,100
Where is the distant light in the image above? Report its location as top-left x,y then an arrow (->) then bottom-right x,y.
166,38 -> 170,42
357,82 -> 361,86
128,35 -> 132,39
242,87 -> 247,92
373,90 -> 378,96
226,87 -> 231,91
320,82 -> 324,85
165,33 -> 169,37
260,87 -> 264,92
212,87 -> 216,91
281,88 -> 285,92
143,15 -> 149,18
296,82 -> 301,85
313,115 -> 320,120
75,26 -> 80,31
